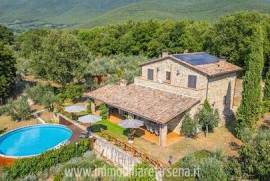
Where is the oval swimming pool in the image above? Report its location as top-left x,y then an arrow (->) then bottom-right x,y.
0,124 -> 73,158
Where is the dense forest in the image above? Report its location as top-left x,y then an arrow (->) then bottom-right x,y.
1,11 -> 270,96
14,12 -> 270,81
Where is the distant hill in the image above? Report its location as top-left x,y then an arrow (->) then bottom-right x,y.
0,0 -> 270,30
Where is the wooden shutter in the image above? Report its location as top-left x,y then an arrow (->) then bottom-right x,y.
166,71 -> 171,81
188,75 -> 197,88
147,69 -> 154,80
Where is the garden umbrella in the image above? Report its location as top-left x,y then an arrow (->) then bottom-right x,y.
64,105 -> 86,113
118,119 -> 144,129
118,119 -> 144,143
78,115 -> 101,124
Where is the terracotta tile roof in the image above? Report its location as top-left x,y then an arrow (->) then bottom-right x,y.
140,52 -> 242,77
194,59 -> 242,77
86,84 -> 199,124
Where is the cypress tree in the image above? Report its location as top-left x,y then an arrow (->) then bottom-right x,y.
263,70 -> 270,100
236,25 -> 264,138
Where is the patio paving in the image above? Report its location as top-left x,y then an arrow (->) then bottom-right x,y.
109,114 -> 122,124
132,126 -> 242,164
140,130 -> 183,146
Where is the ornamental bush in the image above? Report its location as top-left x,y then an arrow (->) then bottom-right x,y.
87,100 -> 92,114
195,100 -> 220,136
4,139 -> 92,180
181,113 -> 198,137
99,103 -> 109,120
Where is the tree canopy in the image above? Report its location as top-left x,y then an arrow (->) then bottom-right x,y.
28,30 -> 90,85
207,12 -> 270,69
0,25 -> 14,45
0,42 -> 16,103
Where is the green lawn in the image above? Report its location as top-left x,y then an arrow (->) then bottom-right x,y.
91,119 -> 128,141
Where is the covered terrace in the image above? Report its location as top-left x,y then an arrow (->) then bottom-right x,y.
86,84 -> 199,147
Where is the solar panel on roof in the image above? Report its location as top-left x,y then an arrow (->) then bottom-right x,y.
173,53 -> 219,65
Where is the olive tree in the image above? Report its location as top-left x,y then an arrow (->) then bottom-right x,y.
195,100 -> 220,136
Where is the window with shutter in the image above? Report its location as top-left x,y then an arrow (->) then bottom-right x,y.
166,71 -> 171,81
147,69 -> 154,80
188,75 -> 197,88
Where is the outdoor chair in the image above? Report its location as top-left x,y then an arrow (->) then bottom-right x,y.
145,124 -> 150,131
154,128 -> 159,136
149,126 -> 154,133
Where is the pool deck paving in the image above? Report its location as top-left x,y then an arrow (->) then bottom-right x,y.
59,116 -> 85,142
0,156 -> 14,167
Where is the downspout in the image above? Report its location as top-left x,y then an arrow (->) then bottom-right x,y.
205,77 -> 209,100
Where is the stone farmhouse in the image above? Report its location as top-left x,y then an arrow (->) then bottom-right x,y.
87,52 -> 242,147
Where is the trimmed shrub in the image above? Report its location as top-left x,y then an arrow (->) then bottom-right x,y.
195,100 -> 220,135
99,103 -> 109,120
181,114 -> 198,137
87,100 -> 92,114
4,139 -> 91,180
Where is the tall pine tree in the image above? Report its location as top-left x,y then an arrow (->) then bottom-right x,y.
236,25 -> 264,138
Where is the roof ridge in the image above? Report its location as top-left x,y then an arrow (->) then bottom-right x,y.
171,51 -> 207,56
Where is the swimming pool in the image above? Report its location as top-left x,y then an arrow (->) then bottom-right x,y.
0,124 -> 73,158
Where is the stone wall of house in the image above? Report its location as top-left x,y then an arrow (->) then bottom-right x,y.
167,103 -> 202,134
141,58 -> 208,93
167,113 -> 184,134
134,77 -> 206,98
137,57 -> 238,123
207,73 -> 237,123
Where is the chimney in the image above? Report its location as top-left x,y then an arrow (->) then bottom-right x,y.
119,79 -> 128,87
162,52 -> 169,58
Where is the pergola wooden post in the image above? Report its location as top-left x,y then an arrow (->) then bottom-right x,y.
159,124 -> 167,147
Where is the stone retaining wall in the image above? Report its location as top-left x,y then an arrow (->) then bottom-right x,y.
93,136 -> 141,174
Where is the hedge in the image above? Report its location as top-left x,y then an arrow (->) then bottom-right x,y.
4,139 -> 92,179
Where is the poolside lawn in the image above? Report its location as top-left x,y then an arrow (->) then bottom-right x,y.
91,119 -> 128,141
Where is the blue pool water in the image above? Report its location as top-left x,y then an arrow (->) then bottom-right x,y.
0,124 -> 73,158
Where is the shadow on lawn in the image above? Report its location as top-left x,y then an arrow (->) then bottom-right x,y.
90,124 -> 107,132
